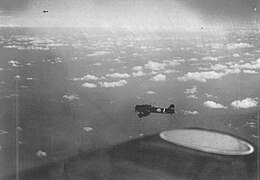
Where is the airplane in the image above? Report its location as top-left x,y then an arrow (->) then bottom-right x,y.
43,10 -> 48,13
135,104 -> 175,118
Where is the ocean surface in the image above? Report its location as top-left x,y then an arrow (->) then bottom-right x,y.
0,27 -> 259,179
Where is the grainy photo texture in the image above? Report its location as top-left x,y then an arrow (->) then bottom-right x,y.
0,0 -> 259,179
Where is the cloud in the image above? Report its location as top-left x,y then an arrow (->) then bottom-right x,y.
204,101 -> 227,109
113,58 -> 124,63
83,127 -> 94,132
26,77 -> 35,80
14,75 -> 21,79
185,86 -> 197,94
93,62 -> 101,66
63,94 -> 80,101
231,59 -> 260,69
163,60 -> 181,66
243,70 -> 258,74
205,93 -> 217,98
0,130 -> 8,135
231,98 -> 258,109
224,68 -> 241,74
99,80 -> 127,88
202,56 -> 218,61
210,64 -> 228,71
82,82 -> 97,88
36,150 -> 47,157
72,74 -> 99,81
132,71 -> 146,77
182,110 -> 199,115
3,36 -> 69,51
178,71 -> 225,82
87,51 -> 110,57
25,63 -> 33,66
187,95 -> 198,99
147,91 -> 156,95
233,54 -> 240,57
151,74 -> 166,81
144,61 -> 166,71
8,60 -> 20,67
226,43 -> 254,50
188,58 -> 198,62
164,69 -> 176,74
132,66 -> 143,71
106,73 -> 130,78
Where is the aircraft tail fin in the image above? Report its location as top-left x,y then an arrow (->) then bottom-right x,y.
168,104 -> 175,109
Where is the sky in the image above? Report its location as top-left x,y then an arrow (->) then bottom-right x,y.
0,0 -> 259,30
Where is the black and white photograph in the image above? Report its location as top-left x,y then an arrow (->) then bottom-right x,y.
0,0 -> 259,179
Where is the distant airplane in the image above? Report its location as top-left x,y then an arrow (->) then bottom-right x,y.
135,104 -> 175,118
43,10 -> 48,13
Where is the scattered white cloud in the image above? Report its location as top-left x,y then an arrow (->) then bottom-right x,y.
151,74 -> 166,81
231,98 -> 258,109
132,71 -> 146,77
226,43 -> 254,50
113,58 -> 124,63
82,82 -> 97,88
63,94 -> 79,101
144,61 -> 166,71
132,66 -> 143,71
36,150 -> 47,157
87,51 -> 110,57
25,63 -> 33,66
0,130 -> 8,135
210,64 -> 228,71
204,101 -> 227,109
26,77 -> 35,80
243,70 -> 258,74
164,69 -> 175,74
106,73 -> 130,78
14,75 -> 21,79
187,95 -> 198,99
188,58 -> 198,61
178,71 -> 225,82
8,60 -> 20,67
224,68 -> 241,74
72,74 -> 99,81
163,60 -> 181,66
231,59 -> 260,69
205,93 -> 217,98
99,80 -> 127,88
5,94 -> 19,98
185,86 -> 197,94
147,91 -> 156,95
93,62 -> 101,66
83,127 -> 94,132
17,127 -> 22,132
202,56 -> 218,61
244,52 -> 252,56
233,54 -> 240,57
182,110 -> 199,115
